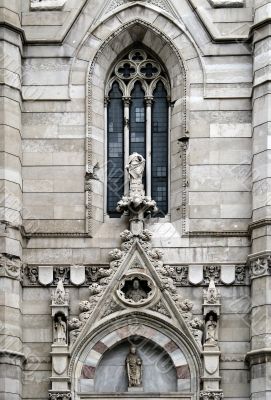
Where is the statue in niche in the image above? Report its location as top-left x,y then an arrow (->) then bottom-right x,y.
126,153 -> 145,187
126,346 -> 142,387
125,279 -> 148,302
205,314 -> 218,346
54,314 -> 67,344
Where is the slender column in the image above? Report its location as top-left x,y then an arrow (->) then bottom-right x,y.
0,1 -> 24,398
247,2 -> 271,400
145,97 -> 153,197
103,97 -> 109,216
123,97 -> 130,196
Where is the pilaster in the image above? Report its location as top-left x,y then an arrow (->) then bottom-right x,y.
248,1 -> 271,399
0,2 -> 23,399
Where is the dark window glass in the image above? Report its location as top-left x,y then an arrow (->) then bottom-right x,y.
151,81 -> 168,216
130,82 -> 146,158
107,82 -> 124,217
130,81 -> 146,187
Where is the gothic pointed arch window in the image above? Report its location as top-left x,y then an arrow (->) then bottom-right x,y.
106,49 -> 170,218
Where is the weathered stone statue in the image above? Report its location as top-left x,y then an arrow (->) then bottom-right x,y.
126,152 -> 145,187
54,315 -> 67,344
126,279 -> 147,302
205,314 -> 218,345
126,346 -> 142,387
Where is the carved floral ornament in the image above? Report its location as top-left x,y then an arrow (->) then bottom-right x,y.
249,255 -> 271,279
0,254 -> 22,280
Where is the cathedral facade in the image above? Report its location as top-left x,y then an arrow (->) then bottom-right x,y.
0,1 -> 270,400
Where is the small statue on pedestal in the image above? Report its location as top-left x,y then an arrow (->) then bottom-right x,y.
126,346 -> 142,388
205,314 -> 218,346
54,314 -> 67,344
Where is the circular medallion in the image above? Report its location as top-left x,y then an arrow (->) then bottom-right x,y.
116,273 -> 156,307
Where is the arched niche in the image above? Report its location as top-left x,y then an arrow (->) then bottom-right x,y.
92,338 -> 178,393
85,19 -> 193,235
70,318 -> 201,398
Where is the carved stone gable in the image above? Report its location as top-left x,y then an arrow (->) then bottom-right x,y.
68,229 -> 203,352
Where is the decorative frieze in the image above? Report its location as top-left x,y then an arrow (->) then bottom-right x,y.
48,393 -> 71,400
200,392 -> 223,400
22,263 -> 248,286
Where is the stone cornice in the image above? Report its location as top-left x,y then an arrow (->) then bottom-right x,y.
248,219 -> 271,234
245,348 -> 271,365
250,18 -> 271,36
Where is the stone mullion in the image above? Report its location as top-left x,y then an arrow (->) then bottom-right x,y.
0,1 -> 23,399
145,97 -> 153,198
248,2 -> 271,400
123,97 -> 131,196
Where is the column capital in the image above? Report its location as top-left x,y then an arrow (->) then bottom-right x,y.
122,96 -> 131,106
145,96 -> 153,106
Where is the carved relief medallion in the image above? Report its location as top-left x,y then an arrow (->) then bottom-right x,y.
116,273 -> 156,307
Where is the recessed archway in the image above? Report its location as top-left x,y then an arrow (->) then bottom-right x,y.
70,316 -> 201,399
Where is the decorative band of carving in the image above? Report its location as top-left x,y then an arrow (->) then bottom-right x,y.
200,391 -> 223,400
23,263 -> 248,287
48,392 -> 71,400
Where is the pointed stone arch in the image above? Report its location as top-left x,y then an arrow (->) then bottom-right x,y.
72,6 -> 204,236
70,313 -> 202,398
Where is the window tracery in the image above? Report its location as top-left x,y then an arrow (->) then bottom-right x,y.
106,49 -> 170,217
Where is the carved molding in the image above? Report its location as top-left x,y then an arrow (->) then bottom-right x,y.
0,254 -> 22,280
200,391 -> 223,400
48,392 -> 71,400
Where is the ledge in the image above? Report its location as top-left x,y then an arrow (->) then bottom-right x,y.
245,348 -> 271,364
30,0 -> 66,11
208,0 -> 244,7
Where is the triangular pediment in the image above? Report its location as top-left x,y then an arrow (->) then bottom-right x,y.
68,230 -> 203,353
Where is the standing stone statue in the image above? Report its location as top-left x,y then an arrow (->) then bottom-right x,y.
205,314 -> 218,345
126,346 -> 142,387
54,315 -> 67,344
126,153 -> 145,188
126,279 -> 147,302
